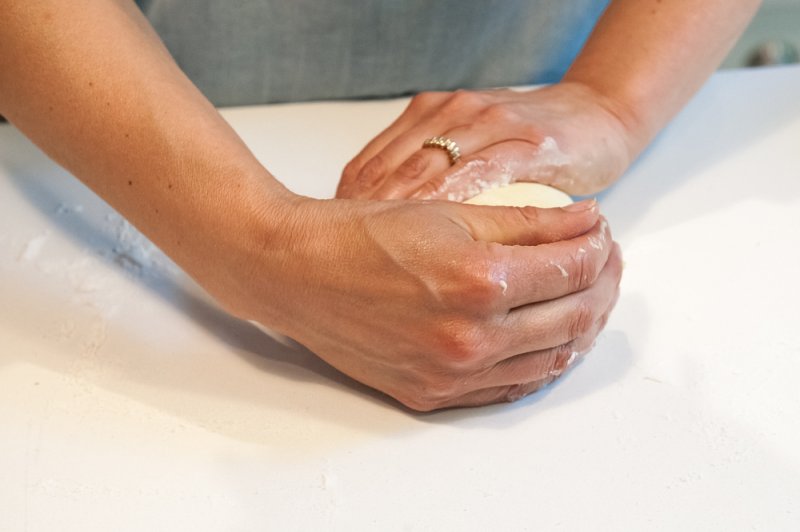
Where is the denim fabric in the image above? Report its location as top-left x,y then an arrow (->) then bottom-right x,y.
135,1 -> 608,106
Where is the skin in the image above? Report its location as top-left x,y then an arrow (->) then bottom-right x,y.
0,0 -> 621,411
336,0 -> 763,200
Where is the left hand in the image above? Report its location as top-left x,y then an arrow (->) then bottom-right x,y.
336,81 -> 637,201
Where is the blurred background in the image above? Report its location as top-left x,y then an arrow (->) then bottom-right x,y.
723,0 -> 799,68
0,0 -> 796,125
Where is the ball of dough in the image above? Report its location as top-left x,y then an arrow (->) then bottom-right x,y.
464,182 -> 573,208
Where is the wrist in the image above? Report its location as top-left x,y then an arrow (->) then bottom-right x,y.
216,189 -> 326,325
165,169 -> 303,319
516,81 -> 637,194
557,79 -> 647,164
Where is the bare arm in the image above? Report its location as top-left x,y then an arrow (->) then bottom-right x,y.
337,0 -> 762,198
565,0 -> 763,156
0,0 -> 621,410
0,0 -> 291,299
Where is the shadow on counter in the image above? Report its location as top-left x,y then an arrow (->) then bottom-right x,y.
0,121 -> 635,448
596,66 -> 800,239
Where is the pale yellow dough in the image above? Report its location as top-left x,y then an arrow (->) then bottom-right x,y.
464,182 -> 573,208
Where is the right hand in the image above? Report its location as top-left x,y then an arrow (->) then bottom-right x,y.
214,195 -> 622,411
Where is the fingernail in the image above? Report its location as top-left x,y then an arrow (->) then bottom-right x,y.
561,198 -> 596,212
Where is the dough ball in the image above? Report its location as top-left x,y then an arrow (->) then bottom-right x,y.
464,182 -> 573,208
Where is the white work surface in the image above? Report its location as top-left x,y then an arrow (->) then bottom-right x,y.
1,66 -> 799,531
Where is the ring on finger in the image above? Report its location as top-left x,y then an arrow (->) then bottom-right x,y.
422,136 -> 461,165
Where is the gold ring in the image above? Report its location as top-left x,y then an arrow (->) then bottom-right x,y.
422,136 -> 461,165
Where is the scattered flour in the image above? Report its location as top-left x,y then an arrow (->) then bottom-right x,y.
18,231 -> 50,262
435,136 -> 573,202
549,260 -> 569,278
498,279 -> 508,295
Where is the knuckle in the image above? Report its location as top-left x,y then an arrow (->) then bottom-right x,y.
463,273 -> 498,310
568,300 -> 596,339
445,90 -> 483,113
451,253 -> 504,312
479,104 -> 518,124
403,373 -> 461,412
547,342 -> 577,378
341,159 -> 361,184
398,393 -> 437,412
356,154 -> 388,186
431,318 -> 486,364
503,382 -> 540,403
492,208 -> 542,245
395,152 -> 431,180
503,384 -> 525,403
513,206 -> 542,226
517,124 -> 547,144
335,183 -> 351,199
568,248 -> 598,292
410,91 -> 440,110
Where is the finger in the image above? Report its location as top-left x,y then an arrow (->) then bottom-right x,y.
337,92 -> 450,198
474,292 -> 617,391
345,91 -> 499,199
477,314 -> 603,389
473,216 -> 614,309
414,247 -> 620,412
410,140 -> 570,202
459,199 -> 598,247
369,122 -> 531,200
367,129 -> 474,200
432,304 -> 615,409
491,241 -> 622,361
345,119 -> 470,199
434,377 -> 554,410
371,121 -> 548,200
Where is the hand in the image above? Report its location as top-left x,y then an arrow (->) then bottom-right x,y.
213,195 -> 622,411
336,82 -> 636,201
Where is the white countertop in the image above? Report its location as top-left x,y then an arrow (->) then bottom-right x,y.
1,66 -> 799,531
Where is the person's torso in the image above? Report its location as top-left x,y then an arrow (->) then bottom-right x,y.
136,0 -> 608,106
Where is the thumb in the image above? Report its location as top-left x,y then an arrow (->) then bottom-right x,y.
459,199 -> 599,246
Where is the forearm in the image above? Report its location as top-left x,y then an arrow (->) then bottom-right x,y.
564,0 -> 761,154
0,0 -> 292,296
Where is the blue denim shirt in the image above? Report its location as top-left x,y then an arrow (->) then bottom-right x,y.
136,1 -> 608,106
